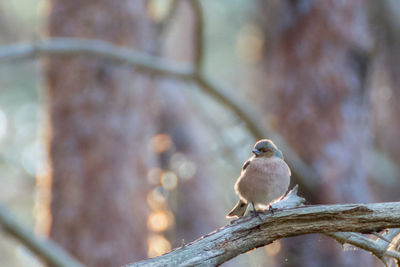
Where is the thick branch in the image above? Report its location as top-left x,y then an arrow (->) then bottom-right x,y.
127,201 -> 400,266
0,204 -> 85,267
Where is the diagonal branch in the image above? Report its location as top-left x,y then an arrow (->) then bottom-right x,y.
124,187 -> 400,266
0,204 -> 85,267
126,200 -> 400,266
0,38 -> 319,192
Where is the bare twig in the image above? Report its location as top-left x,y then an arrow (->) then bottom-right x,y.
380,229 -> 400,247
328,232 -> 396,265
0,204 -> 85,267
388,230 -> 400,249
372,232 -> 392,244
388,230 -> 400,266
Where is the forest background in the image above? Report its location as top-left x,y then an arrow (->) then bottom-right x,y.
1,0 -> 400,266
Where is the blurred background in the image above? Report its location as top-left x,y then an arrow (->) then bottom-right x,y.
0,0 -> 400,266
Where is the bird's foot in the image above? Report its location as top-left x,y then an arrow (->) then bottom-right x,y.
250,202 -> 263,221
250,210 -> 263,221
268,205 -> 278,215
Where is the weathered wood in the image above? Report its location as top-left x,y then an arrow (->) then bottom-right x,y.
126,187 -> 400,266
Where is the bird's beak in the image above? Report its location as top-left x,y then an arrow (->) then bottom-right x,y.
252,149 -> 261,156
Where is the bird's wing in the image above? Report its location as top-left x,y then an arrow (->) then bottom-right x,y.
242,160 -> 251,171
226,200 -> 248,218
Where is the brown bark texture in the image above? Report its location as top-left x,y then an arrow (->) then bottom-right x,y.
258,0 -> 374,266
45,0 -> 157,266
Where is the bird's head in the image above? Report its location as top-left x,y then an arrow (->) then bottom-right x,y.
252,139 -> 283,159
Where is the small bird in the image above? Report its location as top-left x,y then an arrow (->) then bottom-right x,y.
227,139 -> 291,218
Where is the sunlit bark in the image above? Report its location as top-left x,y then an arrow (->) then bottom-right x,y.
45,1 -> 156,266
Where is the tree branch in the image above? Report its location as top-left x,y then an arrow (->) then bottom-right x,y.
0,38 -> 320,193
123,186 -> 400,266
187,0 -> 204,72
0,38 -> 194,79
0,204 -> 85,267
126,201 -> 400,266
192,75 -> 319,189
328,232 -> 400,265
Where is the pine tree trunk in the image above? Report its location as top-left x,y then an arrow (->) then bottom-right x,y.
45,1 -> 156,266
257,1 -> 374,266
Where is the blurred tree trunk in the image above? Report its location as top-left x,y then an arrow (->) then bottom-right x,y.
45,1 -> 157,266
368,0 -> 400,200
44,1 -> 222,266
257,1 -> 374,266
150,1 -> 223,247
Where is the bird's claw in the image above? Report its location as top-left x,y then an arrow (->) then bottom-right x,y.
250,210 -> 263,221
269,205 -> 278,214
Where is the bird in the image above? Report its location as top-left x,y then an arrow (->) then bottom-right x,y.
226,139 -> 291,218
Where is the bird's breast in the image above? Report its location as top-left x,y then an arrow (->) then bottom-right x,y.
246,157 -> 290,178
235,157 -> 290,205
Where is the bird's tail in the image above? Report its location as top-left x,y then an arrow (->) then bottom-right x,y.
226,200 -> 248,218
